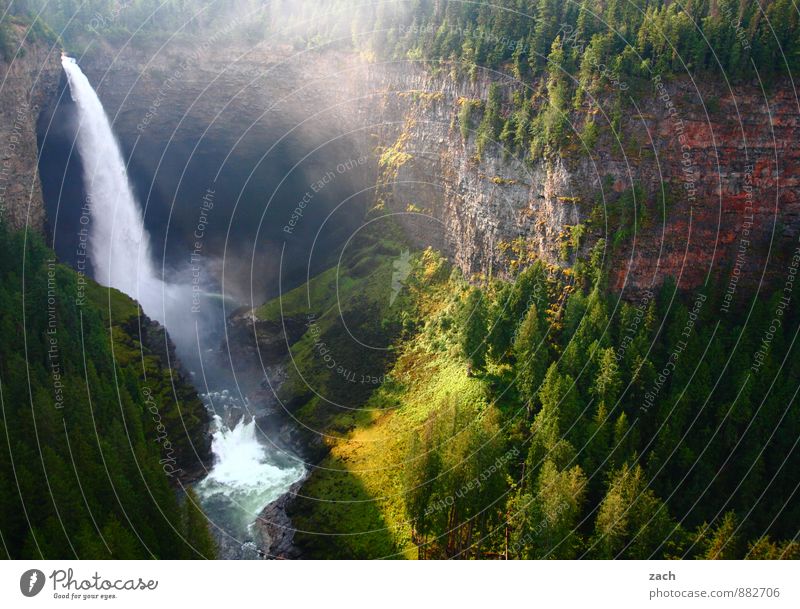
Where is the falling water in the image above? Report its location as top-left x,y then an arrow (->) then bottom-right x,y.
62,55 -> 304,557
61,54 -> 168,321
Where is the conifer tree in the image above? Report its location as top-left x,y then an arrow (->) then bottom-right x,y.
458,287 -> 489,372
183,488 -> 217,559
514,303 -> 548,405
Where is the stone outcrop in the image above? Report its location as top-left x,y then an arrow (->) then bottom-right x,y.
0,31 -> 60,232
253,477 -> 306,559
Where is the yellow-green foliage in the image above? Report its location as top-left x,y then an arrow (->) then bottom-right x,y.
378,122 -> 414,177
287,246 -> 496,558
497,236 -> 538,272
398,90 -> 444,104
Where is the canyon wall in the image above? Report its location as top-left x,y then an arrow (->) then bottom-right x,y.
24,38 -> 800,303
74,40 -> 373,182
0,33 -> 60,232
360,63 -> 800,300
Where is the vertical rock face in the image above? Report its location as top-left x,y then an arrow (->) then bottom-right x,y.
0,36 -> 60,232
607,81 -> 800,298
359,63 -> 585,279
60,40 -> 800,298
360,64 -> 800,298
75,40 -> 374,174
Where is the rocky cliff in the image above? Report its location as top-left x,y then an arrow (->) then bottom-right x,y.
74,39 -> 373,179
0,27 -> 795,300
54,39 -> 800,559
73,40 -> 800,301
361,63 -> 800,300
0,31 -> 60,232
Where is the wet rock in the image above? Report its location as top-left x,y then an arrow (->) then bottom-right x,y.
253,477 -> 306,559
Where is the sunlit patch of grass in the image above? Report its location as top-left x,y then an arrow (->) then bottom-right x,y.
286,247 -> 492,558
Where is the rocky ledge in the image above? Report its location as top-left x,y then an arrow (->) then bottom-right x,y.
253,477 -> 307,559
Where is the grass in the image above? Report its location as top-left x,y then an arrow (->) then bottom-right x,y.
291,340 -> 489,558
256,230 -> 411,428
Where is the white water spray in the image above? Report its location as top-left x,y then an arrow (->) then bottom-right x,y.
195,391 -> 304,539
198,410 -> 304,537
61,55 -> 167,321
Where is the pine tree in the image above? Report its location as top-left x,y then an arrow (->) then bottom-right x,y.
543,36 -> 570,147
458,287 -> 489,372
404,419 -> 442,547
592,462 -> 675,559
183,488 -> 216,559
703,512 -> 741,560
592,347 -> 622,405
527,460 -> 587,558
514,303 -> 548,405
477,83 -> 504,157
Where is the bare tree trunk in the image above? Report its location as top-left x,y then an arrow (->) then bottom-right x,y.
446,507 -> 456,557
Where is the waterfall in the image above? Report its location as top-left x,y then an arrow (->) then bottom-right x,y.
61,56 -> 304,556
61,55 -> 167,321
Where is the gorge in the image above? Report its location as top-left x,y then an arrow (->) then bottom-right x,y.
3,0 -> 800,561
31,36 -> 800,304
